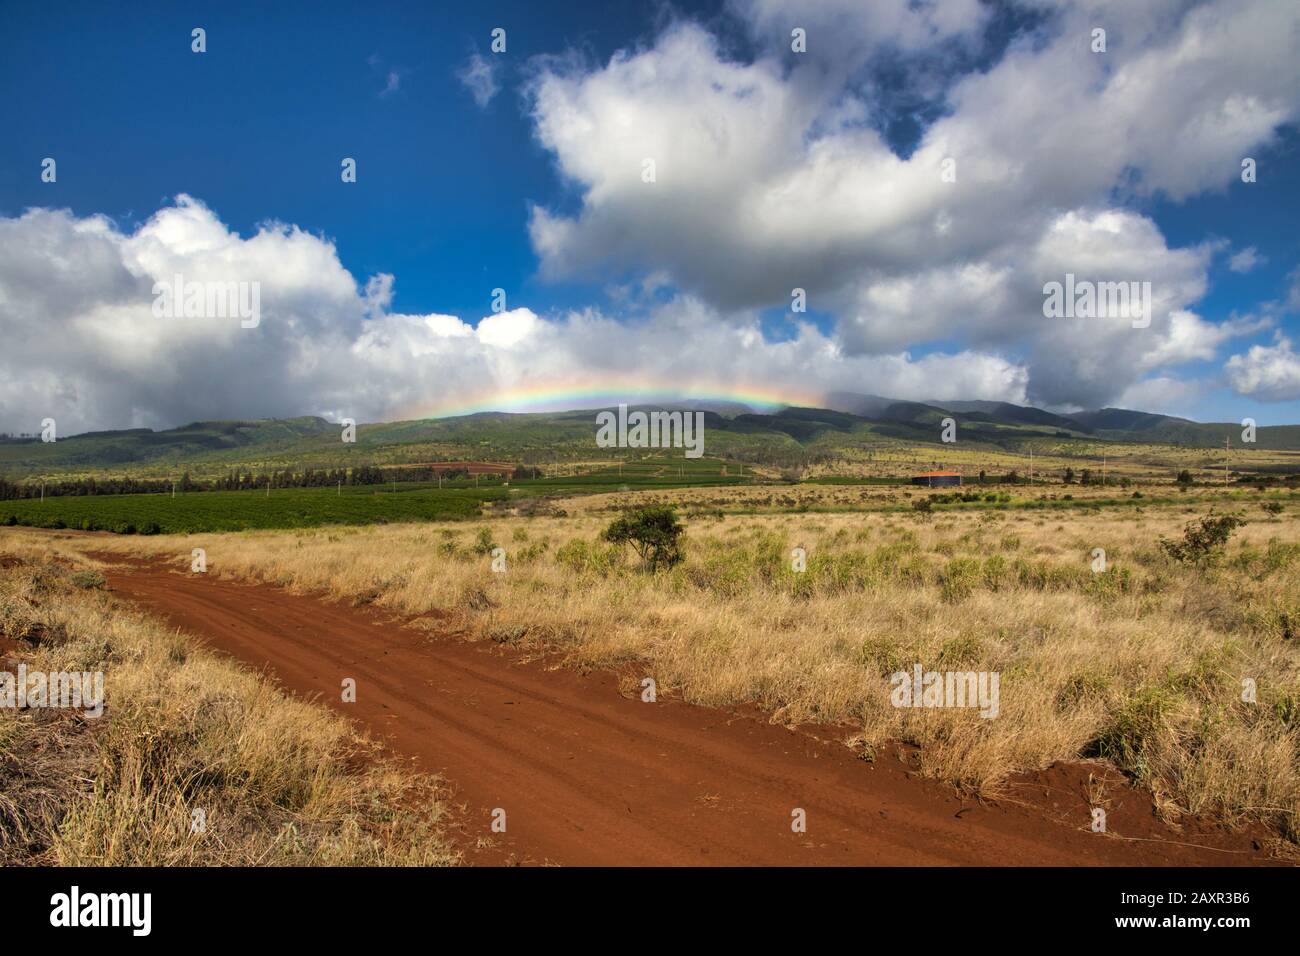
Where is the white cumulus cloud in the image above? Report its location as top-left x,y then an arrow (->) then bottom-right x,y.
0,196 -> 1033,434
1225,335 -> 1300,402
524,0 -> 1300,408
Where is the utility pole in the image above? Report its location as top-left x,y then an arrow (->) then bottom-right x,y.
1225,435 -> 1230,485
172,481 -> 176,499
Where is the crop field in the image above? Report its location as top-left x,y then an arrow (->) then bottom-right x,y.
0,485 -> 502,534
0,457 -> 759,533
513,457 -> 754,490
6,463 -> 1297,534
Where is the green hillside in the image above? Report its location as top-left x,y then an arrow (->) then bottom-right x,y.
2,399 -> 1298,481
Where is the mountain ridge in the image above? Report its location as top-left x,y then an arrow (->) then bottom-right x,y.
1,397 -> 1297,478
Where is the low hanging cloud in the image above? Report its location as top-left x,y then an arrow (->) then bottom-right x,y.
0,196 -> 1031,435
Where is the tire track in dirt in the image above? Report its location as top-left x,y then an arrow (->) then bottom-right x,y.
98,555 -> 1276,867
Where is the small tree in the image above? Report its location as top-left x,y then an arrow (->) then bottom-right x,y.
602,506 -> 684,571
1063,467 -> 1075,484
1176,469 -> 1194,486
473,527 -> 497,555
1158,511 -> 1244,565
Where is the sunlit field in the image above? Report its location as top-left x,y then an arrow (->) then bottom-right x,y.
0,546 -> 458,866
37,485 -> 1299,849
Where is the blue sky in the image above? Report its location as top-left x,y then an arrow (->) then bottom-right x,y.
2,0 -> 1299,432
0,0 -> 670,318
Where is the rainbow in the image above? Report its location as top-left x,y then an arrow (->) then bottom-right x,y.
397,378 -> 824,420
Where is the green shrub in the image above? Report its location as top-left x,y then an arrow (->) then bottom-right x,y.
70,570 -> 107,590
937,632 -> 983,666
1158,511 -> 1244,565
555,539 -> 619,575
939,557 -> 982,602
1085,566 -> 1133,599
859,636 -> 908,677
472,527 -> 496,556
601,506 -> 684,571
1091,685 -> 1178,781
982,554 -> 1009,590
1057,671 -> 1110,710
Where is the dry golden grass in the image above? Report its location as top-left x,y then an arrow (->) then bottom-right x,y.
799,440 -> 1300,482
18,489 -> 1300,842
0,549 -> 459,866
549,478 -> 1296,517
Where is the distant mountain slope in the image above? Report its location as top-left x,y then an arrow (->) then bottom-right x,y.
928,400 -> 1087,433
0,417 -> 338,472
1067,408 -> 1182,431
2,398 -> 1297,478
732,406 -> 863,441
1067,407 -> 1300,449
828,393 -> 1300,450
822,392 -> 907,418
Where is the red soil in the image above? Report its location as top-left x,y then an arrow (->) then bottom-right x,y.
98,555 -> 1279,867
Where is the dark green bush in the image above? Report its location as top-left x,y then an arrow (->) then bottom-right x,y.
1158,511 -> 1244,565
602,505 -> 684,571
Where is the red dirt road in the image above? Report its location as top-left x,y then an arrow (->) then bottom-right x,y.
101,557 -> 1275,866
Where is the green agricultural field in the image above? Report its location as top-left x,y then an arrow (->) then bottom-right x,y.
0,486 -> 503,534
511,455 -> 754,489
0,458 -> 757,534
5,451 -> 1295,535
